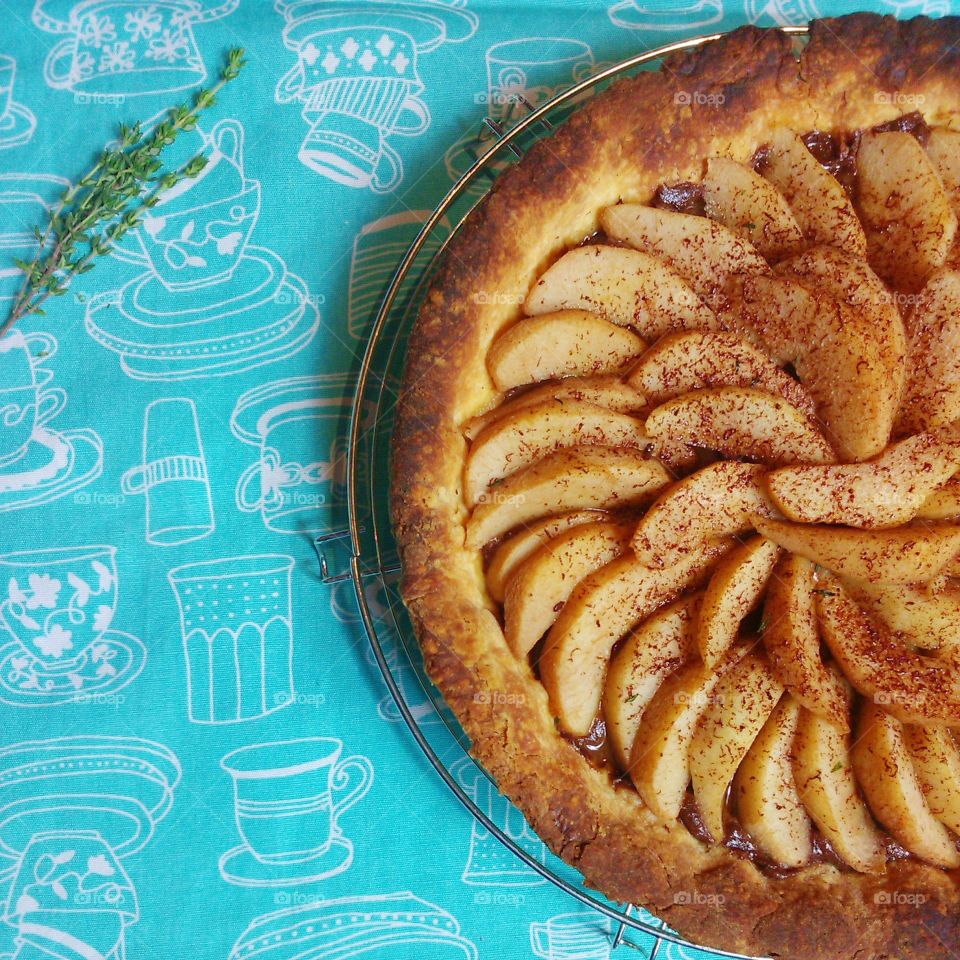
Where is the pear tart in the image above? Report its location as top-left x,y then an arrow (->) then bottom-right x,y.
392,15 -> 960,960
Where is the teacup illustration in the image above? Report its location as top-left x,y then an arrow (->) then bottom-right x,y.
120,120 -> 261,291
219,737 -> 374,886
0,56 -> 36,150
0,545 -> 117,671
37,0 -> 239,96
5,830 -> 138,960
0,331 -> 65,469
608,0 -> 723,32
231,375 -> 353,536
529,913 -> 616,960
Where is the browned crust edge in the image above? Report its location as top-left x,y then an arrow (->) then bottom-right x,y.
390,15 -> 960,960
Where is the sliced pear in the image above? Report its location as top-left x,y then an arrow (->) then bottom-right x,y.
463,376 -> 644,440
703,156 -> 804,261
754,516 -> 960,584
841,579 -> 960,657
504,520 -> 632,657
689,652 -> 784,841
486,310 -> 645,391
485,510 -> 603,603
523,244 -> 717,336
738,273 -> 895,461
464,399 -> 649,506
776,244 -> 907,403
629,647 -> 747,821
897,269 -> 960,434
603,593 -> 700,771
918,477 -> 960,520
540,539 -> 729,736
466,447 -> 670,548
760,128 -> 867,255
792,707 -> 885,873
766,433 -> 960,529
856,130 -> 958,291
600,203 -> 770,303
627,331 -> 816,418
762,555 -> 851,730
632,462 -> 777,566
698,536 -> 780,667
926,128 -> 960,211
852,701 -> 960,867
902,724 -> 960,834
734,696 -> 812,868
644,387 -> 834,466
816,580 -> 960,727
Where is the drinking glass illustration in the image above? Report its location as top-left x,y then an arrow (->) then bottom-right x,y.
219,737 -> 373,885
0,55 -> 36,149
168,555 -> 295,724
0,545 -> 117,671
121,399 -> 214,546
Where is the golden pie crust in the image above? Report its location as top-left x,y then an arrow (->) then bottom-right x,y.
391,15 -> 960,959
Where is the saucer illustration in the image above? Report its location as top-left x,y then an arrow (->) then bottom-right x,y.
230,891 -> 478,960
87,119 -> 319,380
220,835 -> 353,888
0,735 -> 181,859
0,331 -> 103,514
0,56 -> 35,151
0,630 -> 146,707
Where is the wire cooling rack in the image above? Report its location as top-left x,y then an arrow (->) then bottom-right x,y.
317,26 -> 809,957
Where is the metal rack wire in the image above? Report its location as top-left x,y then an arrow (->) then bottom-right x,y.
316,26 -> 809,956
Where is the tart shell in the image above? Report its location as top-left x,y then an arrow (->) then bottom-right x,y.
391,15 -> 960,959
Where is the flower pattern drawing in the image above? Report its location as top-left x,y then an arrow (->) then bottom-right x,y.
99,41 -> 136,74
78,13 -> 117,49
147,27 -> 194,64
125,6 -> 164,42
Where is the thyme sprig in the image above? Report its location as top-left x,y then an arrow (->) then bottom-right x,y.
0,47 -> 246,338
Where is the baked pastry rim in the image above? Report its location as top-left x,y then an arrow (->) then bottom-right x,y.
390,14 -> 960,959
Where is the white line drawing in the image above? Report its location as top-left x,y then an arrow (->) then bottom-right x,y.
0,546 -> 145,707
0,57 -> 35,151
85,119 -> 319,381
0,329 -> 103,516
121,398 -> 214,546
34,0 -> 239,97
608,0 -> 723,32
348,210 -> 451,342
530,913 -> 617,960
743,0 -> 822,26
231,374 -> 361,536
877,0 -> 950,15
219,737 -> 374,888
167,554 -> 295,724
445,38 -> 595,193
0,735 -> 179,960
229,891 -> 478,960
274,0 -> 477,192
451,757 -> 547,887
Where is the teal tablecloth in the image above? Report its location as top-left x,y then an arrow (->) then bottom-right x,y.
0,1 -> 952,957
